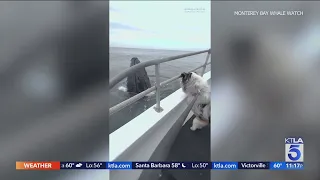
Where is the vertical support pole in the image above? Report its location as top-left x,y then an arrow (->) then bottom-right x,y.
200,51 -> 211,76
154,64 -> 163,112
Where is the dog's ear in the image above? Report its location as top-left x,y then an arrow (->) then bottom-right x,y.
181,72 -> 187,78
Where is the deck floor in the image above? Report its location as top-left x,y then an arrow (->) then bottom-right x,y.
159,117 -> 210,180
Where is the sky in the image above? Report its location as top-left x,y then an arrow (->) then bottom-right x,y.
109,1 -> 210,51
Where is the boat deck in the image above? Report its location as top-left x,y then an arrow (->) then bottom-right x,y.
160,117 -> 210,180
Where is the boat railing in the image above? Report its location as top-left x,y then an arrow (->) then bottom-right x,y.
109,49 -> 211,115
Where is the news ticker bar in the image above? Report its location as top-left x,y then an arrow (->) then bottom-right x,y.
16,161 -> 303,170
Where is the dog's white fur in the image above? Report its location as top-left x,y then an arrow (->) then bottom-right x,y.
181,72 -> 211,131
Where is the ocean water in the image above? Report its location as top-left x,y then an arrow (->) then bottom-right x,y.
109,47 -> 211,133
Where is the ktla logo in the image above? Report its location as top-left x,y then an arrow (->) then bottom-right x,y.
285,137 -> 304,162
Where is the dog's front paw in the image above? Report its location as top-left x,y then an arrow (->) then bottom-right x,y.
190,126 -> 197,131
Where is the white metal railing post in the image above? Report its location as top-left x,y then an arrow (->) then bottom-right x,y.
200,51 -> 211,76
154,64 -> 163,112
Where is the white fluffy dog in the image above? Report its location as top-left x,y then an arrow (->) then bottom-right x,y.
180,72 -> 211,131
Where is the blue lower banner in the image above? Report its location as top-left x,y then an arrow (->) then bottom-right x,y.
61,162 -> 303,170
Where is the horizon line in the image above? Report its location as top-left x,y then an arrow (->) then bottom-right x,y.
109,46 -> 209,52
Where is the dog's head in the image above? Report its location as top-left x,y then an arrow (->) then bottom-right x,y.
180,72 -> 192,83
180,72 -> 199,84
